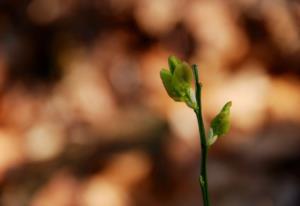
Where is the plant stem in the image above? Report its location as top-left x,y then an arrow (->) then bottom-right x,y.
192,64 -> 211,206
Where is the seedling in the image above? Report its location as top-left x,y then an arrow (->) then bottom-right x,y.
160,56 -> 232,206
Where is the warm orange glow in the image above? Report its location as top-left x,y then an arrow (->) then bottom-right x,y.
0,0 -> 299,205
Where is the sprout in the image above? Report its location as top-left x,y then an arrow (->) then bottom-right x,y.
159,56 -> 232,206
208,101 -> 232,146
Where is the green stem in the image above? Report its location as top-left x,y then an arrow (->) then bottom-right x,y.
192,64 -> 211,206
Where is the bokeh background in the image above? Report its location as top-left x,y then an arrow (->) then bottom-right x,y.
0,0 -> 300,205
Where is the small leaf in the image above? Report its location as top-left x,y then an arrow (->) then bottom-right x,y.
160,69 -> 181,101
209,101 -> 232,145
168,55 -> 181,74
172,63 -> 196,109
173,62 -> 192,84
171,63 -> 192,95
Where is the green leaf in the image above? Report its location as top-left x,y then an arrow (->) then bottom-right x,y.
160,69 -> 181,101
208,101 -> 232,146
172,62 -> 192,94
173,62 -> 192,84
168,55 -> 181,74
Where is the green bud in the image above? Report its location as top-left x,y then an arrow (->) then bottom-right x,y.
168,55 -> 181,74
208,101 -> 232,146
160,69 -> 181,101
160,56 -> 197,109
173,62 -> 193,85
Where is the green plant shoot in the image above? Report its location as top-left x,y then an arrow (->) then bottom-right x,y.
160,56 -> 197,109
160,56 -> 232,206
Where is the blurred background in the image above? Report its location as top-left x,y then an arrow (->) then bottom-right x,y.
0,0 -> 300,205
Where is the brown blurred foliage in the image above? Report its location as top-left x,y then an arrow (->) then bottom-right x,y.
0,0 -> 300,206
